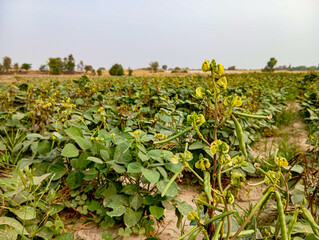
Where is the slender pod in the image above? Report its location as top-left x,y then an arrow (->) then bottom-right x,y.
231,115 -> 248,157
302,207 -> 319,236
161,166 -> 184,197
187,228 -> 201,240
233,111 -> 268,119
287,208 -> 299,240
203,171 -> 213,202
155,126 -> 192,144
275,191 -> 288,240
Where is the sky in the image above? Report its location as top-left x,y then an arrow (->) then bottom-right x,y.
0,0 -> 318,70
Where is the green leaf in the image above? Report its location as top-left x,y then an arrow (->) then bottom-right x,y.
122,184 -> 138,195
37,140 -> 51,154
129,195 -> 143,211
189,142 -> 207,150
124,208 -> 142,227
149,206 -> 164,219
241,162 -> 255,174
114,142 -> 130,164
48,162 -> 67,180
100,150 -> 110,161
0,216 -> 29,235
107,201 -> 126,217
157,180 -> 178,197
148,150 -> 163,161
177,201 -> 193,215
65,127 -> 83,140
138,151 -> 150,162
11,206 -> 36,220
66,171 -> 84,189
74,136 -> 92,150
142,168 -> 160,184
101,215 -> 115,229
61,143 -> 79,158
127,162 -> 142,173
87,156 -> 103,164
87,200 -> 100,212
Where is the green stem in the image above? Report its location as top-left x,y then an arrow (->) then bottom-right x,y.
155,126 -> 192,144
187,165 -> 204,182
194,198 -> 223,212
230,189 -> 273,240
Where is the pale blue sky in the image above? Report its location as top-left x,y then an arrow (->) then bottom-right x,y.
0,0 -> 318,70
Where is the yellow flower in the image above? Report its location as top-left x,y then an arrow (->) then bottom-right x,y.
196,87 -> 203,98
170,154 -> 180,164
201,60 -> 210,72
276,157 -> 288,167
210,140 -> 222,155
233,95 -> 242,107
90,136 -> 95,140
216,64 -> 224,75
217,77 -> 227,90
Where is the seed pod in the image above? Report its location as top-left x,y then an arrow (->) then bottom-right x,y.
188,228 -> 201,240
275,191 -> 288,240
231,115 -> 248,157
287,208 -> 299,240
302,207 -> 319,236
203,171 -> 213,202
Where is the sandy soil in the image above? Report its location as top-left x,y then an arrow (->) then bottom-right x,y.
250,101 -> 309,159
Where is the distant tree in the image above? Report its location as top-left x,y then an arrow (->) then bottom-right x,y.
21,63 -> 32,71
128,67 -> 133,76
262,57 -> 277,72
0,63 -> 3,72
48,58 -> 63,75
63,54 -> 75,72
97,67 -> 104,76
77,60 -> 84,71
227,66 -> 236,70
162,65 -> 168,70
39,65 -> 48,72
84,65 -> 93,72
149,61 -> 159,72
13,63 -> 19,71
91,69 -> 96,76
3,56 -> 12,72
109,63 -> 124,76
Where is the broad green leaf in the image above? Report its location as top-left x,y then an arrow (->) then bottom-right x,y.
122,184 -> 138,195
189,142 -> 207,150
157,180 -> 178,197
124,208 -> 142,227
107,201 -> 126,217
149,206 -> 164,219
74,136 -> 92,150
65,127 -> 83,140
37,140 -> 51,154
129,195 -> 143,211
66,171 -> 84,189
61,143 -> 79,158
55,233 -> 74,240
114,142 -> 130,164
141,168 -> 160,184
127,162 -> 142,173
100,150 -> 110,161
11,206 -> 36,220
177,201 -> 193,215
0,216 -> 29,235
138,151 -> 150,162
48,162 -> 67,180
87,156 -> 103,164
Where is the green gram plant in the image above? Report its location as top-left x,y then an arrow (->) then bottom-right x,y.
156,59 -> 315,239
